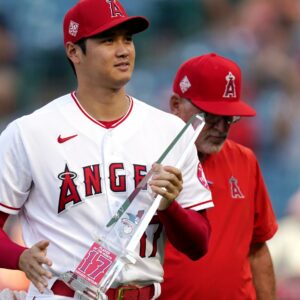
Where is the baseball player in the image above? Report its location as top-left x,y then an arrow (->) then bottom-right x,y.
0,1 -> 213,299
160,53 -> 278,300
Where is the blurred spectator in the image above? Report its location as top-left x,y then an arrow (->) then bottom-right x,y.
0,15 -> 17,64
0,14 -> 19,133
0,13 -> 28,292
268,189 -> 300,299
0,66 -> 19,132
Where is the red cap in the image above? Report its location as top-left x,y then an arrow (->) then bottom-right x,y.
63,0 -> 149,45
173,53 -> 256,116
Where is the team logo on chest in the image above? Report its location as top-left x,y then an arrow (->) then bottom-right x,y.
57,163 -> 147,214
106,0 -> 124,17
223,72 -> 236,98
229,176 -> 244,199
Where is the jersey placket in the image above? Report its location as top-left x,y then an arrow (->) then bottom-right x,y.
101,128 -> 130,225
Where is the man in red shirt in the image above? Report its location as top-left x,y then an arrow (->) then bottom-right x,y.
160,53 -> 278,300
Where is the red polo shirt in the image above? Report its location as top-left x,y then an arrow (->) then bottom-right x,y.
160,139 -> 278,300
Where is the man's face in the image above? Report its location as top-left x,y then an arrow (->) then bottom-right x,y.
170,96 -> 236,156
76,28 -> 135,90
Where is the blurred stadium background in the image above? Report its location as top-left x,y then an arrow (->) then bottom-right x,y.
1,0 -> 300,296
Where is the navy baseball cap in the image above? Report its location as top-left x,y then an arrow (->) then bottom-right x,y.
173,53 -> 256,116
63,0 -> 149,45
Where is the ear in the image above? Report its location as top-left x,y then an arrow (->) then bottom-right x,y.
65,42 -> 81,64
169,94 -> 183,116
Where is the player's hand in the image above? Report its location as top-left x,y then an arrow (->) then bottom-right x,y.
19,240 -> 53,293
149,163 -> 183,211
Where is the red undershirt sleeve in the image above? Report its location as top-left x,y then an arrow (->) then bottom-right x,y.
157,201 -> 211,261
0,211 -> 28,270
0,211 -> 8,228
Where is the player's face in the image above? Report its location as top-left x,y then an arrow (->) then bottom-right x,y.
79,28 -> 135,90
170,96 -> 238,157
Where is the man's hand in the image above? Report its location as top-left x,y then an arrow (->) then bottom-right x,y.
149,163 -> 183,211
19,240 -> 53,293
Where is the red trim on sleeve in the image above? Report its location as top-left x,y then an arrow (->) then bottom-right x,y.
0,203 -> 21,211
185,199 -> 213,210
157,201 -> 211,260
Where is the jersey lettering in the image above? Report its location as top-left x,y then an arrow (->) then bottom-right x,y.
139,216 -> 163,258
223,72 -> 236,98
57,163 -> 147,213
109,163 -> 126,192
229,176 -> 245,199
58,164 -> 81,213
133,164 -> 147,189
106,0 -> 124,17
83,165 -> 102,196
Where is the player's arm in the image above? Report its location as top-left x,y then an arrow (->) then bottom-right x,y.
249,242 -> 276,300
0,211 -> 28,270
149,163 -> 211,260
158,202 -> 210,260
0,211 -> 53,293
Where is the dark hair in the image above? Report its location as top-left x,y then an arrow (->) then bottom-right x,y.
67,38 -> 87,77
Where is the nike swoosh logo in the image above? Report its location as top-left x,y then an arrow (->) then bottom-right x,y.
57,134 -> 78,144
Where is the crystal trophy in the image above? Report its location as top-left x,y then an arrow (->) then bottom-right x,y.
49,113 -> 205,299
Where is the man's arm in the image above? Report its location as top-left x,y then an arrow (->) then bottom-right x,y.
249,242 -> 276,300
0,211 -> 52,293
150,163 -> 211,260
0,211 -> 26,270
158,203 -> 210,260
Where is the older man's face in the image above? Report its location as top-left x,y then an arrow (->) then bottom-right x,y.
170,97 -> 235,157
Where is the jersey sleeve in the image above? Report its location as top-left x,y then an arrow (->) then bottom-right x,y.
251,159 -> 278,243
158,116 -> 213,211
177,144 -> 213,211
0,121 -> 32,214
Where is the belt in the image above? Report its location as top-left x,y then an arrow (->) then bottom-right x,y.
51,280 -> 155,300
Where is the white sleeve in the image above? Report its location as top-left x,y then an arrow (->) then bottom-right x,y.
161,118 -> 213,211
177,143 -> 213,211
0,121 -> 32,214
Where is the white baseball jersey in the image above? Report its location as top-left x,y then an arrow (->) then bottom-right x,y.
0,92 -> 213,297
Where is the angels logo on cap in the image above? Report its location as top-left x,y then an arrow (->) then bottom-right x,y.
106,0 -> 124,17
223,72 -> 236,98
